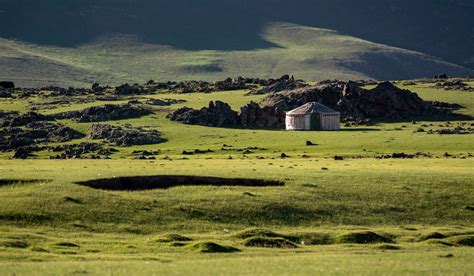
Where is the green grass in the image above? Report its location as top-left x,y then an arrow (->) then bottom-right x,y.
1,22 -> 471,87
0,82 -> 473,274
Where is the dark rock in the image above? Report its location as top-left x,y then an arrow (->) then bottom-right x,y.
12,148 -> 33,159
0,81 -> 15,89
214,77 -> 252,91
434,80 -> 474,92
247,75 -> 306,95
0,112 -> 53,128
167,101 -> 239,127
334,156 -> 344,160
146,98 -> 186,106
306,141 -> 317,146
53,104 -> 152,122
115,83 -> 144,95
87,124 -> 166,146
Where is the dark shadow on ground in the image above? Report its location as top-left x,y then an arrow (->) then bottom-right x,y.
75,175 -> 285,191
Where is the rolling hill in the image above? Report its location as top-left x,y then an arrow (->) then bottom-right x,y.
0,0 -> 473,87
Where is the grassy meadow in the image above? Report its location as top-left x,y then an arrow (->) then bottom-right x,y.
0,82 -> 473,274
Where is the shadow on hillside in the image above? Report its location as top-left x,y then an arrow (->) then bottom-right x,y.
0,0 -> 473,72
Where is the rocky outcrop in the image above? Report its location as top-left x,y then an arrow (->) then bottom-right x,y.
0,112 -> 54,128
0,121 -> 84,152
145,98 -> 187,106
114,83 -> 145,95
0,81 -> 15,89
178,81 -> 450,128
53,104 -> 152,122
239,102 -> 281,127
247,75 -> 307,95
337,82 -> 434,119
87,124 -> 166,146
214,77 -> 253,91
433,80 -> 474,92
167,101 -> 239,127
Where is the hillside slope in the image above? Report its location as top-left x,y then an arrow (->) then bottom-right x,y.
1,0 -> 473,66
1,23 -> 472,87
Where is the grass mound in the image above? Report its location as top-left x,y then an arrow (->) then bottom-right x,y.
446,235 -> 474,246
376,244 -> 401,250
423,239 -> 455,246
336,231 -> 393,244
0,240 -> 29,249
233,228 -> 297,241
419,232 -> 447,241
243,237 -> 299,248
189,242 -> 240,253
154,234 -> 192,243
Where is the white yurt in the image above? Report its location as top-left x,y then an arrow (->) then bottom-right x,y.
286,102 -> 340,131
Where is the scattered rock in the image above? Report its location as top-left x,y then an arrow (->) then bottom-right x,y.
247,75 -> 307,95
146,98 -> 186,106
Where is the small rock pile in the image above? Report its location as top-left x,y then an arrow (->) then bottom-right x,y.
87,124 -> 166,146
53,104 -> 152,122
247,75 -> 307,95
434,80 -> 474,92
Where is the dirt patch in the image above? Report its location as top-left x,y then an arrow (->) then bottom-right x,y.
243,237 -> 299,248
189,242 -> 240,253
75,175 -> 284,191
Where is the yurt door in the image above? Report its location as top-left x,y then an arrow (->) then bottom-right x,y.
310,113 -> 321,130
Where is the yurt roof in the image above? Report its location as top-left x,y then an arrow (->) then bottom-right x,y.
286,102 -> 339,115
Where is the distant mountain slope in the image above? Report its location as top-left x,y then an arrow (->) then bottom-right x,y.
1,0 -> 472,68
1,23 -> 471,87
0,0 -> 473,86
